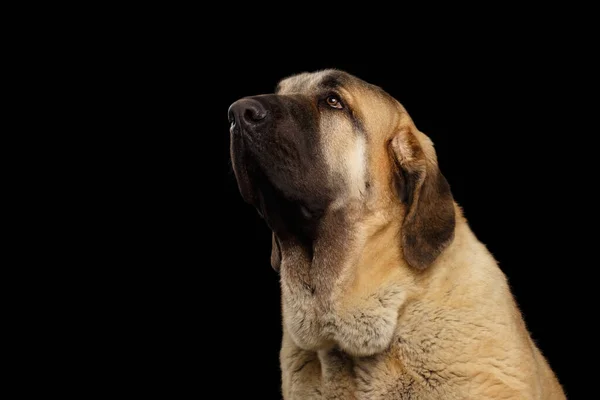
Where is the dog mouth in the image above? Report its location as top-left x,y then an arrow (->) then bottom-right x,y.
229,120 -> 253,143
229,136 -> 322,242
229,130 -> 257,205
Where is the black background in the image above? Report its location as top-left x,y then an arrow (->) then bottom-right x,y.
124,35 -> 592,399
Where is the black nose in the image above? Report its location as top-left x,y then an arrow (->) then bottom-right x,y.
228,98 -> 268,129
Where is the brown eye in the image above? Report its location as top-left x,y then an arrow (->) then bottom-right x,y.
326,95 -> 343,109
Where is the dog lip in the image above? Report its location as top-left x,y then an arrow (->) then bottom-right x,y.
230,123 -> 250,140
231,125 -> 258,145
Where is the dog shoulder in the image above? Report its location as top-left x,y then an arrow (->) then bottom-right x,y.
381,215 -> 562,398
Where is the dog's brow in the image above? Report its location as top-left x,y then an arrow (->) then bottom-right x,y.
319,76 -> 344,91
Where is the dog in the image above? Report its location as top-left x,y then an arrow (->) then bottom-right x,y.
228,69 -> 565,399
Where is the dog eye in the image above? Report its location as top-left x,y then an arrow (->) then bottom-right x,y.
326,95 -> 343,109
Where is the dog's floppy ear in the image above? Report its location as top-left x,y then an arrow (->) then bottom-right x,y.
390,127 -> 455,270
271,233 -> 282,272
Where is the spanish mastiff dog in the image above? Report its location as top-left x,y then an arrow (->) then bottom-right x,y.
228,70 -> 565,399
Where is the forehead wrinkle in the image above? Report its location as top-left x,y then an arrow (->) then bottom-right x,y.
277,72 -> 322,94
278,69 -> 354,95
318,75 -> 346,91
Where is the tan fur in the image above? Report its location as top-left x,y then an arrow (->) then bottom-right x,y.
274,70 -> 565,399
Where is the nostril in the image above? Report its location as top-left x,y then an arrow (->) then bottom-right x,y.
244,105 -> 267,122
229,98 -> 268,128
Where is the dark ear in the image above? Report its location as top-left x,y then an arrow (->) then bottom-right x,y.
390,128 -> 456,270
270,233 -> 282,272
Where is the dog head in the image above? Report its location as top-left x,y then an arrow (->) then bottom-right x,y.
229,69 -> 455,272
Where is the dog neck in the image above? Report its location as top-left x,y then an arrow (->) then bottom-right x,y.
279,204 -> 419,356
